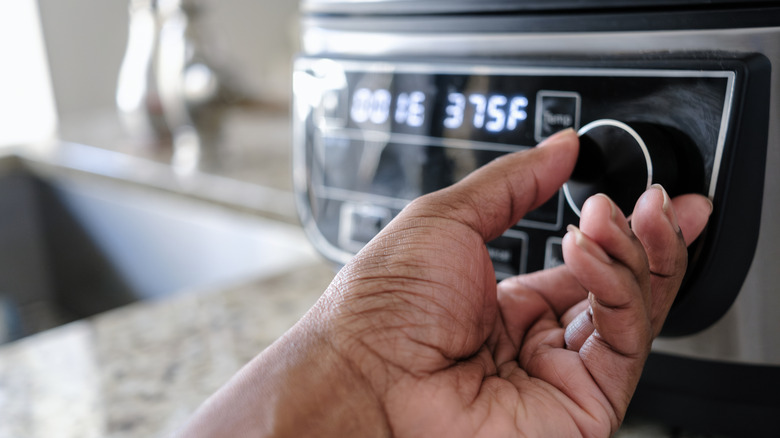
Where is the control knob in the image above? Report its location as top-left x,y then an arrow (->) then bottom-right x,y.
563,119 -> 699,217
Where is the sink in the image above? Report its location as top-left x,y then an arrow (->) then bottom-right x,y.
0,153 -> 320,343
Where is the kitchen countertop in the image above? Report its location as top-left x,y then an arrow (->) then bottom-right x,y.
0,259 -> 336,438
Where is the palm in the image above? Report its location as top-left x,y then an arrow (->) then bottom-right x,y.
334,226 -> 617,437
401,266 -> 618,438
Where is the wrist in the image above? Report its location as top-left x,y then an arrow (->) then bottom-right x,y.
267,320 -> 391,437
177,313 -> 390,437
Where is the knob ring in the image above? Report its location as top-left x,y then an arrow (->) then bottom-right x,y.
563,119 -> 654,217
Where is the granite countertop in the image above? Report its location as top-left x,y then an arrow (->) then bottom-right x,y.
0,260 -> 336,438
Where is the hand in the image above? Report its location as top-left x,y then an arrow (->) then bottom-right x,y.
177,129 -> 713,437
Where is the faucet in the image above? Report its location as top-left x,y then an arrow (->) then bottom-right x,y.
116,0 -> 238,174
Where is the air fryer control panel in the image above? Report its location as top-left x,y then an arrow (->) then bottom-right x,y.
293,55 -> 768,336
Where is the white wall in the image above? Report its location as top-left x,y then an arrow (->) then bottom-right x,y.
0,0 -> 58,147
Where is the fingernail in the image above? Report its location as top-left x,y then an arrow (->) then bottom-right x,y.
538,128 -> 576,147
588,291 -> 597,309
567,224 -> 612,264
651,184 -> 680,232
594,193 -> 619,221
705,197 -> 714,215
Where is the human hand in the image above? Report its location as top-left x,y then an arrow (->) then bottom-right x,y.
177,129 -> 712,437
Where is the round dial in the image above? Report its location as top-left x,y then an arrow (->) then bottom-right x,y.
563,119 -> 683,217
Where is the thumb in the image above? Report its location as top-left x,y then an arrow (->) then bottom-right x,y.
406,129 -> 580,242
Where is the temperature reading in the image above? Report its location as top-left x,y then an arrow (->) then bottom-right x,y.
444,92 -> 528,133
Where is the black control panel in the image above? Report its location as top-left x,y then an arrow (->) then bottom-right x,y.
293,55 -> 768,334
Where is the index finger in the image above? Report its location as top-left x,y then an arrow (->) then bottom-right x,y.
405,129 -> 579,243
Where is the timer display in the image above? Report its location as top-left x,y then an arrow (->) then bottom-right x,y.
350,88 -> 428,127
349,88 -> 528,133
350,87 -> 528,133
340,70 -> 542,145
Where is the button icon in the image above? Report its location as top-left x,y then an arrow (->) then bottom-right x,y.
339,203 -> 393,252
545,237 -> 565,269
535,91 -> 581,142
517,189 -> 563,231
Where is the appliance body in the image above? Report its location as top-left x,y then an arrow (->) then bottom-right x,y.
292,1 -> 780,434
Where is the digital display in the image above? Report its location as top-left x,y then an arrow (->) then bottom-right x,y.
350,87 -> 529,133
443,93 -> 528,132
337,70 -> 548,147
